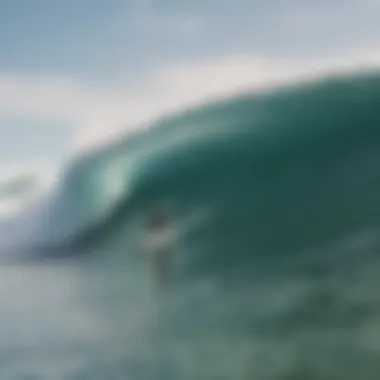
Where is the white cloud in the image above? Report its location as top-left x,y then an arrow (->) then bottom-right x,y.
0,51 -> 380,157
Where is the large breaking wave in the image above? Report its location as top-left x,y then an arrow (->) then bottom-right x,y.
12,70 -> 380,255
2,69 -> 380,378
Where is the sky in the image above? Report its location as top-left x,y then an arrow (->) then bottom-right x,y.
0,0 -> 380,177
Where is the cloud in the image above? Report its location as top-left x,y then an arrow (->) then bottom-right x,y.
0,51 -> 380,156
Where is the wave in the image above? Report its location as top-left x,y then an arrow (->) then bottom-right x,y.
4,69 -> 380,263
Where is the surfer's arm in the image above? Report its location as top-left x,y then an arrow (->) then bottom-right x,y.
140,234 -> 155,259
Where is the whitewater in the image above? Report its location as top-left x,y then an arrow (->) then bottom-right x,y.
1,68 -> 380,379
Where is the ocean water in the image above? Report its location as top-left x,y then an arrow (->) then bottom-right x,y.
1,70 -> 380,378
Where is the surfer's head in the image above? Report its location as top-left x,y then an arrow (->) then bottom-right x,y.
147,206 -> 170,229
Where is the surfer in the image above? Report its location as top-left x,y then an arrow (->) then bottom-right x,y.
143,205 -> 176,291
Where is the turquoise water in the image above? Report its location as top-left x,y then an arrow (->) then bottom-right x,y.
2,70 -> 380,378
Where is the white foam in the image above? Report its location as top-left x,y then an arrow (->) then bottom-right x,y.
63,52 -> 380,157
0,162 -> 61,218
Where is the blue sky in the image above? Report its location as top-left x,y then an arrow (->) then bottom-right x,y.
1,0 -> 379,79
0,0 -> 380,172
